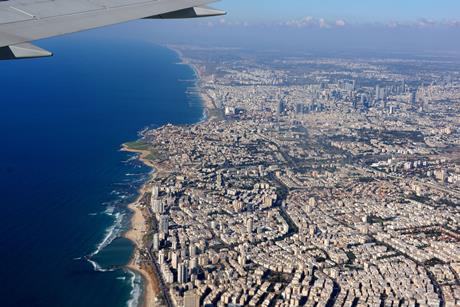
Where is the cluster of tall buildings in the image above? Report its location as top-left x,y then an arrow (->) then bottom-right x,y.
134,48 -> 460,307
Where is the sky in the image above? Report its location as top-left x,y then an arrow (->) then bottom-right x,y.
215,0 -> 460,24
90,0 -> 460,54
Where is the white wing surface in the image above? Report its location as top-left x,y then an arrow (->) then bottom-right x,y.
0,0 -> 224,59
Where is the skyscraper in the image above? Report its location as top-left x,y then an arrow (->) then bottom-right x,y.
295,103 -> 303,114
361,94 -> 369,109
171,251 -> 179,269
153,232 -> 160,252
277,100 -> 285,116
247,217 -> 254,234
152,185 -> 159,199
158,250 -> 165,265
238,252 -> 247,266
216,172 -> 223,189
152,199 -> 165,215
189,257 -> 198,270
151,185 -> 162,215
376,85 -> 385,100
410,89 -> 417,105
177,261 -> 188,284
159,215 -> 169,235
189,243 -> 198,257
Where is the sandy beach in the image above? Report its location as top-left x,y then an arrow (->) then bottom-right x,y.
124,183 -> 159,307
122,145 -> 162,307
124,182 -> 161,307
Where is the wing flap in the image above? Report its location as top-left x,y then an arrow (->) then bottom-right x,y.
150,5 -> 226,19
0,42 -> 52,59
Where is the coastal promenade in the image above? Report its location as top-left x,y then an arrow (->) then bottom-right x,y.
123,183 -> 158,307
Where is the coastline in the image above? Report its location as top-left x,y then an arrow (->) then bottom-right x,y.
121,45 -> 217,307
124,190 -> 157,307
121,145 -> 161,307
167,45 -> 218,113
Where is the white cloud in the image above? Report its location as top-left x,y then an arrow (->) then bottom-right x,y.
382,18 -> 460,29
448,20 -> 460,27
282,16 -> 315,28
200,16 -> 460,30
319,18 -> 330,28
415,18 -> 437,28
280,17 -> 346,29
335,19 -> 346,27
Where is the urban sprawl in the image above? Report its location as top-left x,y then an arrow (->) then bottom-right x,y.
127,48 -> 460,307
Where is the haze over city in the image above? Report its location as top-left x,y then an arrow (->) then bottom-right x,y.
91,0 -> 460,53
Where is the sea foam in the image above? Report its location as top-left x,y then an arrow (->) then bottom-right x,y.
126,269 -> 142,307
91,211 -> 124,256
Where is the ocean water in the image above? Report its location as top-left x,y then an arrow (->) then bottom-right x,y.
0,27 -> 203,306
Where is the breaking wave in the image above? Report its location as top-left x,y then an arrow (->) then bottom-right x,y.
126,269 -> 142,307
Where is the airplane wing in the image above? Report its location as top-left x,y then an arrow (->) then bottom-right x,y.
0,0 -> 225,59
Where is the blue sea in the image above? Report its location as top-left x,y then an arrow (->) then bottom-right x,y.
0,25 -> 203,307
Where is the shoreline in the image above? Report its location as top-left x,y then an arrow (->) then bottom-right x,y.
121,46 -> 216,307
122,145 -> 161,307
167,45 -> 218,113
